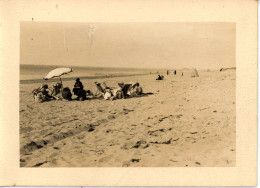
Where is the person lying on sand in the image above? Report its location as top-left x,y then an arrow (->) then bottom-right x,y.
95,81 -> 143,100
112,88 -> 124,100
128,82 -> 143,97
94,82 -> 124,100
103,87 -> 113,100
94,82 -> 105,95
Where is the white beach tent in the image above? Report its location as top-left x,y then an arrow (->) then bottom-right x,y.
190,68 -> 199,77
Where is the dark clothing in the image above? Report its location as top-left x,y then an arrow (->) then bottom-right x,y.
73,88 -> 81,95
77,90 -> 87,101
41,88 -> 55,99
62,87 -> 72,100
73,81 -> 84,95
156,75 -> 164,80
74,81 -> 84,90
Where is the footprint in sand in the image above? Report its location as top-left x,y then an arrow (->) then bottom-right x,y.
132,141 -> 149,149
96,119 -> 108,124
107,115 -> 116,119
131,159 -> 141,163
185,137 -> 196,143
98,155 -> 112,163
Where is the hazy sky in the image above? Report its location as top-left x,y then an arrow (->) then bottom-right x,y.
21,22 -> 235,69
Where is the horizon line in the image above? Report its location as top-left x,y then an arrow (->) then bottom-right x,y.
20,63 -> 233,70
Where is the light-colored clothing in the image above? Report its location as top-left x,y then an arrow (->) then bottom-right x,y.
113,88 -> 124,100
34,93 -> 44,103
34,93 -> 51,103
104,92 -> 112,100
129,86 -> 143,97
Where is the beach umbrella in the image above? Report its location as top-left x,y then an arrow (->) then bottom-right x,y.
44,67 -> 73,83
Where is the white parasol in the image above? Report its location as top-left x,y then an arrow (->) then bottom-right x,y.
44,67 -> 73,83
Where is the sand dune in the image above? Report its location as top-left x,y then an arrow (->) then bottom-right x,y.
20,70 -> 236,167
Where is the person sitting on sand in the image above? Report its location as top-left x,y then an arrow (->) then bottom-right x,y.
157,75 -> 164,80
156,75 -> 161,80
40,84 -> 56,100
62,87 -> 72,101
73,78 -> 84,96
33,84 -> 55,102
77,89 -> 87,101
51,82 -> 63,96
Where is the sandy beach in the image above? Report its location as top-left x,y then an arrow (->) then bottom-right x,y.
19,69 -> 235,167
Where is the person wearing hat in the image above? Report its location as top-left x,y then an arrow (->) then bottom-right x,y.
73,78 -> 84,96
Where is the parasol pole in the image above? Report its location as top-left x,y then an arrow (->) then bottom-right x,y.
59,76 -> 63,85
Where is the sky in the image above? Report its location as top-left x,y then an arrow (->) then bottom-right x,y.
20,22 -> 236,69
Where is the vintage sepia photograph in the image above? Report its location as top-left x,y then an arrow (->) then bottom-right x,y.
1,0 -> 257,186
20,22 -> 236,167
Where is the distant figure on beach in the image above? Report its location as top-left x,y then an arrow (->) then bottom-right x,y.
174,70 -> 177,75
182,72 -> 183,76
167,70 -> 169,75
73,78 -> 84,96
156,75 -> 164,80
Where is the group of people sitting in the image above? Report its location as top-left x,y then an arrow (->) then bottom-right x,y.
32,78 -> 144,103
32,78 -> 90,103
94,81 -> 143,100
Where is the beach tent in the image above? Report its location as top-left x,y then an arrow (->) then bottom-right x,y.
190,68 -> 199,77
